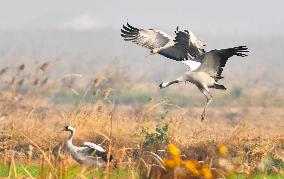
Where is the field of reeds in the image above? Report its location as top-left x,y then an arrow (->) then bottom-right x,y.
0,61 -> 283,178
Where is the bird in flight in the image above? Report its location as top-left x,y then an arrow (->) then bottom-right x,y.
121,22 -> 206,62
121,23 -> 249,120
159,46 -> 249,120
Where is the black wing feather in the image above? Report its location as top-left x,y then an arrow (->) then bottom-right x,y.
197,46 -> 249,80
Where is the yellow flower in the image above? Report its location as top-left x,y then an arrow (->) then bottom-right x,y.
163,157 -> 182,169
163,159 -> 176,169
218,145 -> 229,155
202,167 -> 213,179
167,144 -> 181,158
183,160 -> 200,176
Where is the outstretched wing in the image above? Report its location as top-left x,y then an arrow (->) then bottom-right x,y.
195,46 -> 249,80
121,23 -> 171,49
158,30 -> 206,61
121,23 -> 206,61
189,34 -> 206,58
158,31 -> 191,61
83,142 -> 106,153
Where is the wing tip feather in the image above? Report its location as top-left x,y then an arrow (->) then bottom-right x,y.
233,45 -> 249,57
121,22 -> 140,41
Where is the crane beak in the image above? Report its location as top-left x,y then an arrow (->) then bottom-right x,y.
145,51 -> 154,58
63,126 -> 68,131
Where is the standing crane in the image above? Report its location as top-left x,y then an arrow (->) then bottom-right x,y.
64,126 -> 113,167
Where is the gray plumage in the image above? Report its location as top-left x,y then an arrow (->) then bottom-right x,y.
64,126 -> 112,167
159,46 -> 249,120
121,23 -> 205,61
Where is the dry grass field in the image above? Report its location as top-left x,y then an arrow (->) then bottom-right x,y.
0,62 -> 283,178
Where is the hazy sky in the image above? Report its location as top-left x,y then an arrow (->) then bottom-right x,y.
0,0 -> 283,85
1,0 -> 283,34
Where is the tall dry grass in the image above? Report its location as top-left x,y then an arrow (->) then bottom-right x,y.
0,61 -> 283,178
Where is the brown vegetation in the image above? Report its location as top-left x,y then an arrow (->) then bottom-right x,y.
0,62 -> 283,178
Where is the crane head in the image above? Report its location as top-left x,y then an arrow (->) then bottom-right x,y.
146,48 -> 159,57
64,125 -> 75,132
150,48 -> 159,54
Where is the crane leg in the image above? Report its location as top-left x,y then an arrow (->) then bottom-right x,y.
199,86 -> 212,121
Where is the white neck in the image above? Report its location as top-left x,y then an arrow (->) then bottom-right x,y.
67,130 -> 75,145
